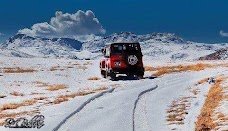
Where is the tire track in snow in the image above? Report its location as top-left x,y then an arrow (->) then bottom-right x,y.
53,88 -> 115,131
133,85 -> 158,131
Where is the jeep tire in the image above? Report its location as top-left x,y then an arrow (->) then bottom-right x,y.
101,70 -> 106,78
109,70 -> 117,81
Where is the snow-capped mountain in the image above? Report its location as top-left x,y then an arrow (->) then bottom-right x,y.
0,32 -> 228,60
82,32 -> 185,52
0,34 -> 83,59
83,32 -> 228,60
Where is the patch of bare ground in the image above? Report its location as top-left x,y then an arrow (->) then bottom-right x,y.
195,77 -> 226,131
87,77 -> 101,80
166,97 -> 191,125
2,67 -> 36,73
10,91 -> 24,96
52,86 -> 108,104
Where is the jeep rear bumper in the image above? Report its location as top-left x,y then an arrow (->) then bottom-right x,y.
111,67 -> 144,75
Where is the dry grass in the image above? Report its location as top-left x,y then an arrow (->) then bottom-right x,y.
0,97 -> 44,112
144,66 -> 156,71
152,63 -> 211,77
0,100 -> 36,111
33,97 -> 47,101
2,67 -> 36,73
94,86 -> 108,91
147,63 -> 228,77
195,78 -> 209,86
10,91 -> 24,96
52,86 -> 108,104
46,84 -> 67,91
87,77 -> 101,80
34,81 -> 68,91
166,97 -> 191,125
195,77 -> 225,131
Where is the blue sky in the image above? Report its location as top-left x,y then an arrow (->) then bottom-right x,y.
0,0 -> 228,43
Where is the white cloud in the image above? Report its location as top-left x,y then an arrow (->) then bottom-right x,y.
0,33 -> 4,36
18,10 -> 106,38
219,30 -> 228,37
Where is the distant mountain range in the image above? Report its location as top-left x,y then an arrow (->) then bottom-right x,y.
0,32 -> 227,60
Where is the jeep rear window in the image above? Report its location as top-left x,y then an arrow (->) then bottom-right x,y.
111,43 -> 140,54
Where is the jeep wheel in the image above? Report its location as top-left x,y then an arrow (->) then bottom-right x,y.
109,71 -> 117,81
137,71 -> 144,79
101,70 -> 106,78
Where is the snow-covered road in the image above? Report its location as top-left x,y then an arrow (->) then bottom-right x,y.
56,78 -> 158,131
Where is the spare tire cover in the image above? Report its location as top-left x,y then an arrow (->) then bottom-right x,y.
127,55 -> 138,65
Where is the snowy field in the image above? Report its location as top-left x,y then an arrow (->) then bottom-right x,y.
0,57 -> 228,131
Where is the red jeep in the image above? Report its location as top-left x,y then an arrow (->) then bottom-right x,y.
100,42 -> 144,80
